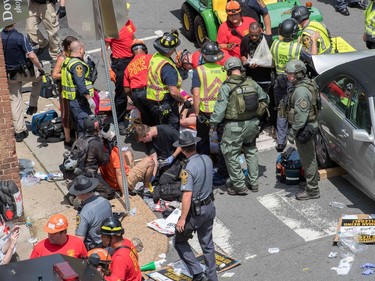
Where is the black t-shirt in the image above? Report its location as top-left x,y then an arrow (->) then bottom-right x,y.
240,33 -> 273,82
147,125 -> 179,159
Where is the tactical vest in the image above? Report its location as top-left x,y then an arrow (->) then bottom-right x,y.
301,21 -> 332,54
287,78 -> 319,124
365,2 -> 375,37
271,40 -> 302,75
147,53 -> 182,101
224,76 -> 259,121
197,63 -> 227,113
61,58 -> 94,100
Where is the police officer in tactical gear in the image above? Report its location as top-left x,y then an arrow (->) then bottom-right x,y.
285,59 -> 320,200
192,39 -> 226,155
147,30 -> 186,130
173,131 -> 217,281
292,6 -> 332,55
210,57 -> 269,195
364,0 -> 375,49
271,18 -> 314,152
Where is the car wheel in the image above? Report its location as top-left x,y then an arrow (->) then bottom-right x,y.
181,3 -> 197,41
315,131 -> 335,168
194,15 -> 208,47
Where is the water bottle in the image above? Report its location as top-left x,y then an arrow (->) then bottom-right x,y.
238,154 -> 248,177
26,217 -> 32,228
329,202 -> 345,209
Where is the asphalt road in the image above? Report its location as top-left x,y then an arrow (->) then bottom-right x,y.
15,0 -> 375,280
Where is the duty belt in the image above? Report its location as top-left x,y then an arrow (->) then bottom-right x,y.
200,193 -> 214,205
132,86 -> 147,93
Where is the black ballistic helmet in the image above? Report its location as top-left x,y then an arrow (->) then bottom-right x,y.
291,6 -> 310,23
279,18 -> 299,39
101,217 -> 124,236
201,39 -> 224,63
83,115 -> 99,133
153,29 -> 181,55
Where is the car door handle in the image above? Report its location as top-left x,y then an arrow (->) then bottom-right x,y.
337,129 -> 349,138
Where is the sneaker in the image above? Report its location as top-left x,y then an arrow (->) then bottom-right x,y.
335,6 -> 350,15
26,106 -> 38,115
275,143 -> 286,153
295,190 -> 320,200
192,272 -> 208,281
350,1 -> 367,9
15,130 -> 29,142
298,181 -> 307,189
35,42 -> 49,56
227,186 -> 248,195
250,184 -> 259,192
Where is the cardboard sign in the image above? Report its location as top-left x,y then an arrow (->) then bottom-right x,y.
0,0 -> 29,28
334,214 -> 375,243
147,251 -> 240,281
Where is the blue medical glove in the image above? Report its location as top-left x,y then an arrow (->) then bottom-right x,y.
166,155 -> 175,164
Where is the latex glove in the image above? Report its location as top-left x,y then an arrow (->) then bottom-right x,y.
88,97 -> 96,112
38,69 -> 45,76
56,6 -> 66,19
183,99 -> 192,109
110,69 -> 116,82
287,128 -> 295,144
166,155 -> 175,165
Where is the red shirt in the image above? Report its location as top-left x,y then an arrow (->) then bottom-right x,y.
105,239 -> 142,281
100,146 -> 130,191
124,53 -> 152,88
105,19 -> 136,59
29,235 -> 87,259
217,17 -> 256,58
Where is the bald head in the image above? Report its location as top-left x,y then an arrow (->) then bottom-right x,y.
249,22 -> 261,32
249,22 -> 262,42
70,41 -> 85,57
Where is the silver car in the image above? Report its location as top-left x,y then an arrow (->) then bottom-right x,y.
313,51 -> 375,200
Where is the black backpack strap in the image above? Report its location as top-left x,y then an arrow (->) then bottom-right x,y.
115,245 -> 138,261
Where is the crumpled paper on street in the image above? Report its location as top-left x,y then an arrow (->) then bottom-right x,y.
147,208 -> 181,235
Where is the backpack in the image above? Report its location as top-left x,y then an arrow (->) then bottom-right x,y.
276,147 -> 305,185
31,110 -> 58,135
36,116 -> 64,143
0,180 -> 23,221
40,75 -> 57,99
153,160 -> 185,203
60,136 -> 96,180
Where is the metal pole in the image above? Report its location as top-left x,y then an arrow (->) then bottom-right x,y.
100,38 -> 130,212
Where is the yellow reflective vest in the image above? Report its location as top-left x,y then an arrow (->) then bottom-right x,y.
270,40 -> 302,75
147,53 -> 182,101
365,2 -> 375,37
197,63 -> 227,113
61,57 -> 94,100
301,21 -> 332,54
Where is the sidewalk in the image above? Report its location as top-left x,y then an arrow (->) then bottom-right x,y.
14,92 -> 168,266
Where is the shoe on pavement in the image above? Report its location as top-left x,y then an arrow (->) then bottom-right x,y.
299,181 -> 307,189
227,186 -> 248,195
26,106 -> 38,115
335,6 -> 350,15
36,42 -> 49,56
275,143 -> 286,153
350,1 -> 367,9
15,130 -> 29,142
192,272 -> 208,281
250,184 -> 259,192
295,190 -> 320,200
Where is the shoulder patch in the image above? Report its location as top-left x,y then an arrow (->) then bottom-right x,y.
75,65 -> 83,77
180,169 -> 188,185
298,99 -> 308,109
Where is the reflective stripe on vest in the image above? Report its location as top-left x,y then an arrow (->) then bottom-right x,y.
61,58 -> 94,100
365,2 -> 375,37
197,63 -> 227,113
301,21 -> 332,54
271,40 -> 302,75
147,53 -> 182,101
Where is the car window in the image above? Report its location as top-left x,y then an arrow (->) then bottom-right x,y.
348,87 -> 372,134
321,77 -> 355,115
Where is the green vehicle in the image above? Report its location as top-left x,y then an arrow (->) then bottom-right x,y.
181,0 -> 323,46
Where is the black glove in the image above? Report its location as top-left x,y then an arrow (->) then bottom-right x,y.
39,69 -> 45,76
57,6 -> 66,19
183,99 -> 192,109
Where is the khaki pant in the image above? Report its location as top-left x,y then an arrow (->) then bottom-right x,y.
26,1 -> 60,60
127,157 -> 153,189
8,70 -> 42,134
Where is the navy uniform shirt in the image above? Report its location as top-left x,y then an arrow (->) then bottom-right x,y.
180,154 -> 213,201
238,0 -> 268,22
161,63 -> 178,86
1,28 -> 33,70
70,57 -> 90,97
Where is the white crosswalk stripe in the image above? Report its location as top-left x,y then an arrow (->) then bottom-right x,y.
257,190 -> 337,241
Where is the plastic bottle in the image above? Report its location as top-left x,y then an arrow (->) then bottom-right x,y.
329,202 -> 345,209
238,154 -> 249,177
26,217 -> 32,228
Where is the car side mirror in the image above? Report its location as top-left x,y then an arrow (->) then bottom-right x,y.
353,129 -> 374,143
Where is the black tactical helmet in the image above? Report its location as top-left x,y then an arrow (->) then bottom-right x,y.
278,18 -> 299,39
291,6 -> 310,24
201,39 -> 224,63
83,115 -> 99,133
153,29 -> 181,55
101,217 -> 124,236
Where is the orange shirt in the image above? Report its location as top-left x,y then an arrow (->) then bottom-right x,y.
217,17 -> 256,58
124,53 -> 152,88
100,147 -> 130,191
105,19 -> 136,59
29,235 -> 87,259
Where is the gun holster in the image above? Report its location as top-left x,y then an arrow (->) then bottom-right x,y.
191,199 -> 202,216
